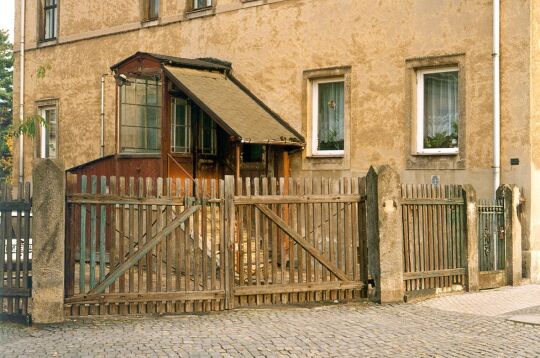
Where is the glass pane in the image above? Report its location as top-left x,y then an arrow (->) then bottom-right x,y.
149,0 -> 159,18
119,78 -> 162,153
423,71 -> 459,149
317,81 -> 344,151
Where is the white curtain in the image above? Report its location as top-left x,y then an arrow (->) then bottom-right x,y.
424,71 -> 458,146
318,81 -> 344,151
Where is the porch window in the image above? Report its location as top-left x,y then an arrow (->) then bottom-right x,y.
39,106 -> 58,159
200,113 -> 216,155
146,0 -> 159,20
312,78 -> 344,156
243,144 -> 263,163
171,98 -> 191,153
43,0 -> 58,40
193,0 -> 212,10
120,77 -> 162,154
416,68 -> 459,154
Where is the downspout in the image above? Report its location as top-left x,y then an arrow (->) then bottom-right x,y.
100,74 -> 106,157
18,0 -> 25,183
493,0 -> 501,196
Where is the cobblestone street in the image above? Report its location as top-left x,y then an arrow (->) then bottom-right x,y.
2,285 -> 540,357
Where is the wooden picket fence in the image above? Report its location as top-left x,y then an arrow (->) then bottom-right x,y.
0,182 -> 32,321
64,174 -> 368,316
401,184 -> 467,293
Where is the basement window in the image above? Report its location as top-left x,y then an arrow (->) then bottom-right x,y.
146,0 -> 160,20
193,0 -> 212,10
416,67 -> 459,155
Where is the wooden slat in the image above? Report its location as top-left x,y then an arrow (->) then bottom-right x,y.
89,176 -> 97,289
79,176 -> 87,294
401,198 -> 464,205
99,176 -> 107,281
0,202 -> 32,211
109,176 -> 117,293
255,204 -> 349,281
88,205 -> 201,295
0,287 -> 31,297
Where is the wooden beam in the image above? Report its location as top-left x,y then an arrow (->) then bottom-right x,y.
0,287 -> 31,297
65,290 -> 225,305
233,194 -> 361,205
234,281 -> 363,296
87,205 -> 201,295
400,198 -> 464,205
403,268 -> 466,280
235,143 -> 241,179
254,203 -> 349,281
67,194 -> 223,205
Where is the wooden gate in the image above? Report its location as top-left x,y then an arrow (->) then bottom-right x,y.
0,182 -> 32,322
227,176 -> 368,307
64,175 -> 368,316
401,184 -> 467,297
65,175 -> 225,316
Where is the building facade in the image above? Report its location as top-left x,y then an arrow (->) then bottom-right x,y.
11,0 -> 540,281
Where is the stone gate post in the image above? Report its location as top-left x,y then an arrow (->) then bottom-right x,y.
366,165 -> 404,303
32,159 -> 65,323
498,184 -> 522,286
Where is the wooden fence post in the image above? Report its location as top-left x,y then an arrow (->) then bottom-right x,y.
224,175 -> 235,309
366,165 -> 404,303
32,159 -> 66,323
462,185 -> 479,292
498,184 -> 522,286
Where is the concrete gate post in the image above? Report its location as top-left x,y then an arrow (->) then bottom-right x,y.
32,159 -> 65,323
462,185 -> 479,292
366,165 -> 404,303
498,185 -> 522,286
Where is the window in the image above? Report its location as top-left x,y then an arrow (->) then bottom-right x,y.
171,98 -> 191,153
193,0 -> 212,10
146,0 -> 159,20
199,112 -> 217,155
416,67 -> 459,155
311,78 -> 345,156
39,106 -> 58,159
43,0 -> 58,40
243,144 -> 263,163
120,77 -> 162,153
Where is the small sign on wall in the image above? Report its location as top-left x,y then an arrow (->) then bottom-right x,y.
431,175 -> 440,187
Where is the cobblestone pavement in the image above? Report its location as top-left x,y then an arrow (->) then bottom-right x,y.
2,287 -> 540,357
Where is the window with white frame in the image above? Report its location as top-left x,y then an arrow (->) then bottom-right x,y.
311,78 -> 345,156
416,67 -> 459,154
146,0 -> 160,19
43,0 -> 58,40
171,98 -> 191,153
39,106 -> 58,159
193,0 -> 212,10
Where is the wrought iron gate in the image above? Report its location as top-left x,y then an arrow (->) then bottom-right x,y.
477,198 -> 506,272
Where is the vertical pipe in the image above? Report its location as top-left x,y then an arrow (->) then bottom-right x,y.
100,75 -> 106,157
235,143 -> 241,179
18,0 -> 26,183
493,0 -> 501,197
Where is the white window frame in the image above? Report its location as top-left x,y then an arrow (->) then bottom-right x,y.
193,0 -> 212,10
311,77 -> 345,157
199,112 -> 217,156
171,98 -> 191,154
39,106 -> 58,159
416,67 -> 459,155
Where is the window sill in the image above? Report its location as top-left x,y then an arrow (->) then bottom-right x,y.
413,150 -> 459,157
307,153 -> 345,159
117,153 -> 161,159
141,19 -> 159,27
37,38 -> 58,48
185,6 -> 215,20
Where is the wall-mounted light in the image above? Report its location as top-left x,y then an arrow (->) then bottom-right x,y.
115,73 -> 130,86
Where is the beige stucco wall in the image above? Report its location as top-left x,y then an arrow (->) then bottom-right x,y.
11,0 -> 539,279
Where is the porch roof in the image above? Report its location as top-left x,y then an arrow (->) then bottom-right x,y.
163,65 -> 304,147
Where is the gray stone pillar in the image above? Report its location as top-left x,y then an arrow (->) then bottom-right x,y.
32,159 -> 65,323
498,185 -> 522,286
462,185 -> 479,292
366,165 -> 404,303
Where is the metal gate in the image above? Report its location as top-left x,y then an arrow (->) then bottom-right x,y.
477,197 -> 506,289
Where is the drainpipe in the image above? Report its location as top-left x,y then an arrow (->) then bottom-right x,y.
18,0 -> 25,183
493,0 -> 501,197
100,74 -> 107,157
